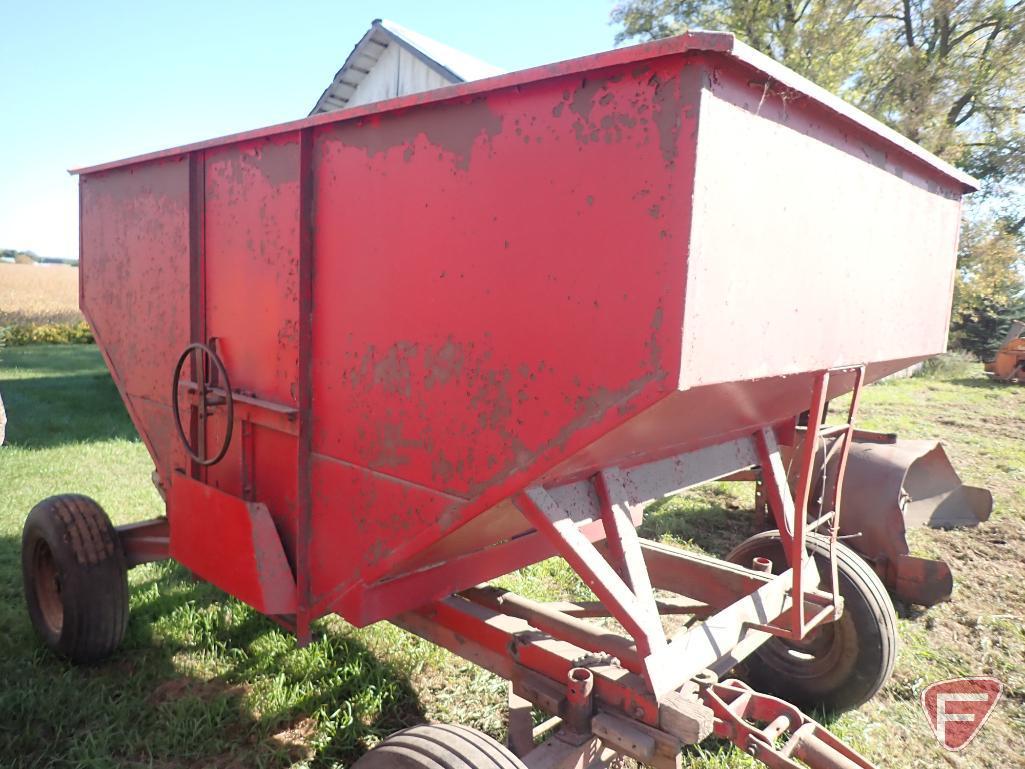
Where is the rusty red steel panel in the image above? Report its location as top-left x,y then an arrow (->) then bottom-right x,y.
201,135 -> 302,566
75,31 -> 976,626
168,474 -> 296,614
79,157 -> 192,492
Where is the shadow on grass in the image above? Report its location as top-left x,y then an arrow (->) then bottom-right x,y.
0,535 -> 425,768
639,487 -> 763,558
946,376 -> 1016,390
0,371 -> 138,448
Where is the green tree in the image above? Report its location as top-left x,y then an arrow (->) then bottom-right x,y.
612,0 -> 1025,354
613,1 -> 875,91
949,219 -> 1025,356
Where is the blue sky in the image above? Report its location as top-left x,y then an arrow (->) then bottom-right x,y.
0,1 -> 622,259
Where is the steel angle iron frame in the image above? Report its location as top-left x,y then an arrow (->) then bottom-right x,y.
389,366 -> 874,769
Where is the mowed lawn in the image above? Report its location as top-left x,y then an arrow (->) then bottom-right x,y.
0,345 -> 1023,768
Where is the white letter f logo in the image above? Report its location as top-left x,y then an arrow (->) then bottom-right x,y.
936,693 -> 986,745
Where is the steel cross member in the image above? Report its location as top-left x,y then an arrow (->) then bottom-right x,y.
595,470 -> 656,600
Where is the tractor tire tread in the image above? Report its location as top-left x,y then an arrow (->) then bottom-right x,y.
22,494 -> 129,663
353,724 -> 527,769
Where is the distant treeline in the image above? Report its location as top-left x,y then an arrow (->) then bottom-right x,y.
0,249 -> 78,267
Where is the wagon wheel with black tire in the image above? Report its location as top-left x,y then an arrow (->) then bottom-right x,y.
726,530 -> 897,713
22,494 -> 129,663
352,723 -> 528,769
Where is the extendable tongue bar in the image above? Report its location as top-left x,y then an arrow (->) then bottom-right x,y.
701,679 -> 876,769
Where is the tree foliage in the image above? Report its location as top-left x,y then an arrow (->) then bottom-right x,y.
950,219 -> 1025,355
613,1 -> 875,91
612,1 -> 1025,355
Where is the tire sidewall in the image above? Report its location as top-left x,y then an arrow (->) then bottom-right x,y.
726,531 -> 897,712
22,512 -> 65,650
21,496 -> 129,663
353,723 -> 527,769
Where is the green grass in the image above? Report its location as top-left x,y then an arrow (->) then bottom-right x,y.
1,346 -> 1023,767
0,346 -> 454,768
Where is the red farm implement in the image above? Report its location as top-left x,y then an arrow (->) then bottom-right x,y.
22,31 -> 977,769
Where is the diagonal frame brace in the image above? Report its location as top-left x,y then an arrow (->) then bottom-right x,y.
595,469 -> 659,617
513,485 -> 667,661
752,425 -> 797,550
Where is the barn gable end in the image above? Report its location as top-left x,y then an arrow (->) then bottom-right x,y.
310,19 -> 504,115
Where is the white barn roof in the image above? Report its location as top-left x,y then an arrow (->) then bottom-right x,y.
310,19 -> 505,116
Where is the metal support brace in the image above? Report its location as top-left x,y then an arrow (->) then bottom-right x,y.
514,483 -> 667,671
595,470 -> 656,603
751,367 -> 865,639
753,423 -> 812,636
508,682 -> 536,757
752,426 -> 796,549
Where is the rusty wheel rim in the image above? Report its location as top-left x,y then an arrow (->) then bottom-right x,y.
32,539 -> 63,635
738,547 -> 848,681
757,620 -> 845,679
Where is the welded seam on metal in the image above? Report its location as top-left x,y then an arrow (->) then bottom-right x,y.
309,450 -> 469,501
296,127 -> 315,645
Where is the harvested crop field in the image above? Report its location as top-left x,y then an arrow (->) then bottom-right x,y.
0,263 -> 82,326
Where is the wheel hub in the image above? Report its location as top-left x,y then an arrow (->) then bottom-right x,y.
32,540 -> 63,635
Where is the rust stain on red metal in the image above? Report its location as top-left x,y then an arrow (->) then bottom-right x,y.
71,30 -> 979,769
321,97 -> 504,172
77,28 -> 975,625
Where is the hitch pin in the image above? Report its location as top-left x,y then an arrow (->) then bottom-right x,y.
763,713 -> 791,742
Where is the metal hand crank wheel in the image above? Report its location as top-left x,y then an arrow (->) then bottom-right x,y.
171,342 -> 234,466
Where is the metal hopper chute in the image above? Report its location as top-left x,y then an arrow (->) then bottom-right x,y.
840,437 -> 992,606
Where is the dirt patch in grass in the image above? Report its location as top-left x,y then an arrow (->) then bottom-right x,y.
147,677 -> 252,707
272,716 -> 317,747
269,717 -> 318,763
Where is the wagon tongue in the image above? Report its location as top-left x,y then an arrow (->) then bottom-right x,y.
702,679 -> 877,769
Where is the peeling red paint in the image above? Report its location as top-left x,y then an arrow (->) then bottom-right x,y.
79,34 -> 971,629
327,97 -> 503,171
